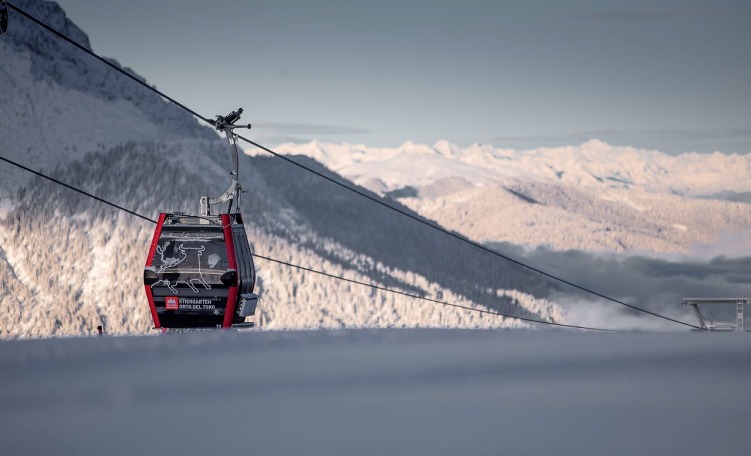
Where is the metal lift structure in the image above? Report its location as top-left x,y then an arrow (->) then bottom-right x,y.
682,298 -> 749,332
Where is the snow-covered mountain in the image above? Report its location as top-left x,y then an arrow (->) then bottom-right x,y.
1,0 -> 568,338
272,140 -> 751,253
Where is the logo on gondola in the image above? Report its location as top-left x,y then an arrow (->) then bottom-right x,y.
165,296 -> 179,310
152,243 -> 212,294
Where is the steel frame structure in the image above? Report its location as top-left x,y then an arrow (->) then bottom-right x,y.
682,298 -> 749,332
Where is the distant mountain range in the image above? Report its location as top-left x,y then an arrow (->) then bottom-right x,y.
273,139 -> 751,197
273,140 -> 751,254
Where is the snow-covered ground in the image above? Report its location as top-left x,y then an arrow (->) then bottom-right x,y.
1,329 -> 749,455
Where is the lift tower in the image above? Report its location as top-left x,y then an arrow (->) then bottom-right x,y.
682,298 -> 748,332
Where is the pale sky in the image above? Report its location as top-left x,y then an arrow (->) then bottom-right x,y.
53,0 -> 751,154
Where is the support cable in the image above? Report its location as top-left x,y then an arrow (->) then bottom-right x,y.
4,2 -> 702,330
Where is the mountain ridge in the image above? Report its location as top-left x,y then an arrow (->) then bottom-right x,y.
271,139 -> 751,197
271,140 -> 751,254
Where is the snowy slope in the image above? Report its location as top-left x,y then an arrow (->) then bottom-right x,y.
2,330 -> 749,456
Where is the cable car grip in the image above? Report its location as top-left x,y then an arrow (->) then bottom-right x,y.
201,108 -> 251,216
